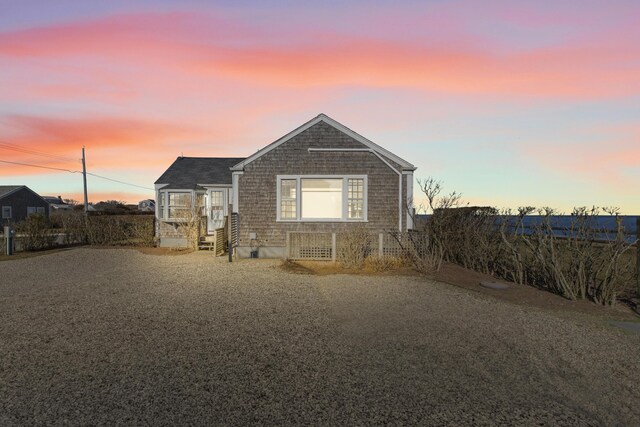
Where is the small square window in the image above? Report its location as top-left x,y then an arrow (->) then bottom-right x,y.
2,206 -> 11,219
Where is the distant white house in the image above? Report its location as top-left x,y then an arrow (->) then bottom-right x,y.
42,196 -> 73,214
138,199 -> 155,212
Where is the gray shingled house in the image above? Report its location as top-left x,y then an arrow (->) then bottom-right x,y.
0,185 -> 50,225
154,114 -> 416,257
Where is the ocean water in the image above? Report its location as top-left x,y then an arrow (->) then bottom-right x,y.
515,215 -> 638,244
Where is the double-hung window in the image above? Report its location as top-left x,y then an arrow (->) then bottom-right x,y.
277,176 -> 367,221
158,192 -> 165,219
167,192 -> 191,219
2,206 -> 11,219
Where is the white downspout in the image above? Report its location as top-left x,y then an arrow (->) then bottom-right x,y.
307,148 -> 404,231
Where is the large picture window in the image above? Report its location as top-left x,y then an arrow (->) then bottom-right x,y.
277,176 -> 367,222
301,179 -> 342,219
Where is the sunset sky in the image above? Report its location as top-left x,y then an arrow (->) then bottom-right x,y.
1,0 -> 638,213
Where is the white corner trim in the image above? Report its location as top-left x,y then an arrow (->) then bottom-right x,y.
406,171 -> 414,230
232,173 -> 240,213
231,113 -> 415,171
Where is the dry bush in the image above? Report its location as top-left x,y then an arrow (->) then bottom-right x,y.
15,214 -> 55,251
85,215 -> 155,246
414,177 -> 636,306
171,199 -> 205,250
52,212 -> 155,247
337,226 -> 374,269
58,211 -> 88,244
512,207 -> 635,305
388,230 -> 443,274
364,255 -> 406,272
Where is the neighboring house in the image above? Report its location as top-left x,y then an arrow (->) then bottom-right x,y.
0,185 -> 50,225
42,196 -> 73,214
138,199 -> 156,212
154,113 -> 416,257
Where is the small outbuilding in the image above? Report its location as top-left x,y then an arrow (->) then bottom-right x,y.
0,185 -> 50,225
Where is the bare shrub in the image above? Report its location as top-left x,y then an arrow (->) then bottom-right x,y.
514,207 -> 635,305
389,230 -> 443,274
412,177 -> 636,306
337,226 -> 374,269
364,255 -> 406,272
171,198 -> 205,250
129,216 -> 155,247
85,215 -> 155,246
15,214 -> 55,251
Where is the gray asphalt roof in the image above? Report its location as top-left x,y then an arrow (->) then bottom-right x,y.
154,157 -> 246,189
0,185 -> 24,200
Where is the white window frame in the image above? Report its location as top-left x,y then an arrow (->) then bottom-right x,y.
27,206 -> 37,216
156,189 -> 194,222
2,206 -> 12,219
276,175 -> 368,222
36,206 -> 45,215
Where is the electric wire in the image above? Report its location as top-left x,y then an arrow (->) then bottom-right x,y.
0,159 -> 80,173
0,141 -> 78,163
0,159 -> 154,191
85,172 -> 154,190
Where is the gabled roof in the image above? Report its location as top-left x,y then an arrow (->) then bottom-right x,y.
231,113 -> 416,171
0,185 -> 49,204
155,157 -> 246,189
0,185 -> 24,200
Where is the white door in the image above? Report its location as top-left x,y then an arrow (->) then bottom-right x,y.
208,190 -> 225,233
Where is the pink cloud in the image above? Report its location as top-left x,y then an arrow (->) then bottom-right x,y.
0,12 -> 638,100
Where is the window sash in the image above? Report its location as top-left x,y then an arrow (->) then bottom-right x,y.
163,192 -> 192,219
2,206 -> 11,219
280,179 -> 297,219
301,178 -> 342,219
347,178 -> 365,219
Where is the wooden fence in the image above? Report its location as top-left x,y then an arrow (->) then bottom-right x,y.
285,231 -> 429,261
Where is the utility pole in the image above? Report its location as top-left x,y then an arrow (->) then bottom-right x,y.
82,146 -> 89,214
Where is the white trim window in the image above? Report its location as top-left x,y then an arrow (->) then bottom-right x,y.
280,179 -> 297,219
2,206 -> 12,219
347,178 -> 365,219
37,207 -> 45,215
158,192 -> 166,219
167,192 -> 191,219
277,175 -> 367,222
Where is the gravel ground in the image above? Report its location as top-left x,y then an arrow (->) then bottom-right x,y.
1,248 -> 639,426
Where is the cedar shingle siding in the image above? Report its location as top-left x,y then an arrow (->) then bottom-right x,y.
237,121 -> 408,250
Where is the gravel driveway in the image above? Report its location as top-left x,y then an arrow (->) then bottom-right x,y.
1,248 -> 639,425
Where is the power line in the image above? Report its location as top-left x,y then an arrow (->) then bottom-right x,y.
0,158 -> 153,191
86,172 -> 154,191
0,141 -> 78,163
0,159 -> 80,173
